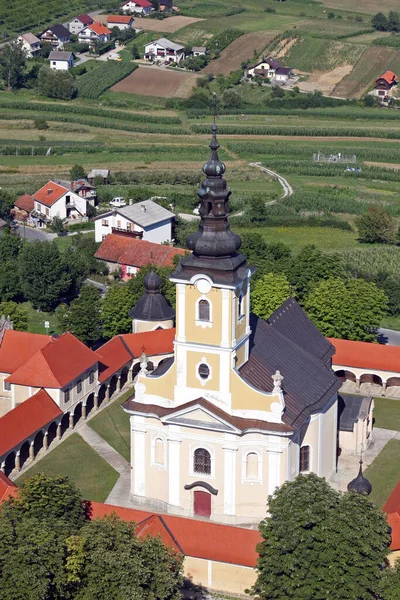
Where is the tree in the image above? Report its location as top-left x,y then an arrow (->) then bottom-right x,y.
37,66 -> 76,100
252,474 -> 390,600
57,285 -> 102,346
381,559 -> 400,599
19,241 -> 71,311
0,189 -> 17,221
355,206 -> 397,244
241,233 -> 292,277
305,277 -> 388,341
251,273 -> 292,319
372,11 -> 389,33
0,229 -> 21,261
0,39 -> 27,90
388,10 -> 400,31
287,244 -> 343,301
0,301 -> 28,330
70,165 -> 86,181
0,260 -> 22,301
221,89 -> 243,108
101,283 -> 135,338
131,44 -> 140,59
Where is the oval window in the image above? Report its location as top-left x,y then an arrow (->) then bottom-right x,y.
198,363 -> 210,380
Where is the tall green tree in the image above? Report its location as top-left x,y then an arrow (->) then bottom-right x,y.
19,241 -> 71,311
252,474 -> 390,600
372,11 -> 389,30
251,273 -> 292,319
37,66 -> 76,100
70,165 -> 86,181
241,233 -> 291,277
0,261 -> 21,301
0,229 -> 21,261
0,39 -> 27,90
355,206 -> 397,244
287,244 -> 344,301
305,277 -> 388,341
57,285 -> 102,346
0,301 -> 28,330
101,283 -> 135,338
388,10 -> 400,31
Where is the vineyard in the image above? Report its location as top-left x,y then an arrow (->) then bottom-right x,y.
76,63 -> 138,99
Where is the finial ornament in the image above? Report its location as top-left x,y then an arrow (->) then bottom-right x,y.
272,370 -> 284,393
140,350 -> 148,374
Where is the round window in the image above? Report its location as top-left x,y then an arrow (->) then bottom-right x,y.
198,363 -> 210,380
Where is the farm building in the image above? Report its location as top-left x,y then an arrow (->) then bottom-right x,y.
87,169 -> 110,184
121,0 -> 153,15
18,33 -> 41,57
107,15 -> 135,30
375,70 -> 398,100
94,199 -> 175,243
144,38 -> 185,63
192,46 -> 206,56
49,51 -> 74,71
67,14 -> 94,34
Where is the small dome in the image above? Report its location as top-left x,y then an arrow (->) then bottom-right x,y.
144,270 -> 161,294
347,459 -> 372,495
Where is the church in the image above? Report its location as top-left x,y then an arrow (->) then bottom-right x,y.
123,121 -> 342,526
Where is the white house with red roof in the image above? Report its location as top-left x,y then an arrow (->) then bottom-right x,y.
121,0 -> 153,15
78,22 -> 112,45
32,180 -> 92,222
107,15 -> 135,30
68,14 -> 94,34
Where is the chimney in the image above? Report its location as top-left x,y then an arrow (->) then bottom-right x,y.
47,188 -> 52,195
141,204 -> 146,212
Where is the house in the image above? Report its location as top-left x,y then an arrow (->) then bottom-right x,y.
18,33 -> 41,57
274,66 -> 292,83
121,0 -> 153,15
375,70 -> 398,100
49,51 -> 74,70
78,23 -> 112,46
246,57 -> 282,78
87,169 -> 110,184
94,233 -> 186,278
107,15 -> 135,30
68,14 -> 94,35
55,179 -> 97,203
32,181 -> 91,222
94,199 -> 175,243
13,194 -> 34,222
192,46 -> 206,57
39,24 -> 71,49
122,124 -> 343,526
144,37 -> 185,63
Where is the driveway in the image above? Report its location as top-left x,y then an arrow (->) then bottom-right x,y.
14,225 -> 55,242
378,328 -> 400,347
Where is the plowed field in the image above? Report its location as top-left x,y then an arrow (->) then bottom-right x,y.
203,31 -> 274,76
95,14 -> 203,32
111,66 -> 198,97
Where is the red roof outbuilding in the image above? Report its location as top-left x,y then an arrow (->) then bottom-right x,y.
95,234 -> 186,269
0,389 -> 62,457
329,338 -> 400,373
14,194 -> 34,213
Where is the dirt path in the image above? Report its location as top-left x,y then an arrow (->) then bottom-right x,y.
365,161 -> 400,170
297,65 -> 353,95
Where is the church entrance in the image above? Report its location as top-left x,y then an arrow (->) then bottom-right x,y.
194,490 -> 211,518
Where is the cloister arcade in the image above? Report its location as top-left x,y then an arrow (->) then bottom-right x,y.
335,368 -> 400,399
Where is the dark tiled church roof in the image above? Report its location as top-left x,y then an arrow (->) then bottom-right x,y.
239,303 -> 341,430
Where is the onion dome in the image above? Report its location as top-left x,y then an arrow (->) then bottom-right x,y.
347,458 -> 372,495
129,270 -> 175,322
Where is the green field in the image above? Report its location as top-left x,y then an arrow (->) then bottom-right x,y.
88,394 -> 132,462
364,439 -> 400,509
16,433 -> 119,502
374,398 -> 400,431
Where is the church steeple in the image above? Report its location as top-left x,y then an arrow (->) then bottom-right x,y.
172,97 -> 248,286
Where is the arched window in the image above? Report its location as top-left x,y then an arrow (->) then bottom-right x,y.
198,299 -> 210,321
238,292 -> 243,319
299,445 -> 310,473
194,448 -> 211,475
154,438 -> 164,465
246,452 -> 258,479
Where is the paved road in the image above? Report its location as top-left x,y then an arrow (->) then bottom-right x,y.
14,225 -> 55,242
378,328 -> 400,346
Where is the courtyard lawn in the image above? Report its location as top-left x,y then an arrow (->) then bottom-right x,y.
15,433 -> 119,502
88,391 -> 132,462
364,439 -> 400,509
374,398 -> 400,431
22,301 -> 59,335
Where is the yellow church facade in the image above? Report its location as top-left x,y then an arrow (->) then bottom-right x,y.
123,122 -> 341,526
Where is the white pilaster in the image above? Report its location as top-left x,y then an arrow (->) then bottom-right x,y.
133,425 -> 146,497
267,449 -> 281,495
245,275 -> 251,335
223,446 -> 237,515
221,288 -> 231,348
168,437 -> 181,506
176,284 -> 186,342
219,352 -> 231,396
317,413 -> 322,476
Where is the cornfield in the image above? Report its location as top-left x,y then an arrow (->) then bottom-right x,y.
342,247 -> 400,279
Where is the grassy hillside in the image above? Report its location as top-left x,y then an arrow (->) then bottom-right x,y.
285,38 -> 365,72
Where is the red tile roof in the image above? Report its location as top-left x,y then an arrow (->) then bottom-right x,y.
122,0 -> 152,6
107,15 -> 133,23
120,328 -> 175,357
6,332 -> 98,388
33,181 -> 68,207
76,13 -> 94,25
383,481 -> 400,550
96,336 -> 133,383
95,234 -> 186,269
90,502 -> 261,567
88,22 -> 111,35
0,389 -> 62,457
14,194 -> 34,213
329,338 -> 400,373
0,472 -> 18,502
0,330 -> 51,374
377,70 -> 398,85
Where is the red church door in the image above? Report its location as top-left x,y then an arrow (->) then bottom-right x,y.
194,490 -> 211,518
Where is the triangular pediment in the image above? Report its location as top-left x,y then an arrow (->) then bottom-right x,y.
162,404 -> 238,433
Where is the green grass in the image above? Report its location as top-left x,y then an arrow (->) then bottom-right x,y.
285,37 -> 365,72
21,301 -> 59,335
53,232 -> 95,251
16,433 -> 119,502
381,315 -> 400,330
364,439 -> 400,508
374,398 -> 400,431
234,225 -> 359,251
88,392 -> 132,462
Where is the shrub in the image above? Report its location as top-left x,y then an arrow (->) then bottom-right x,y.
34,117 -> 48,130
